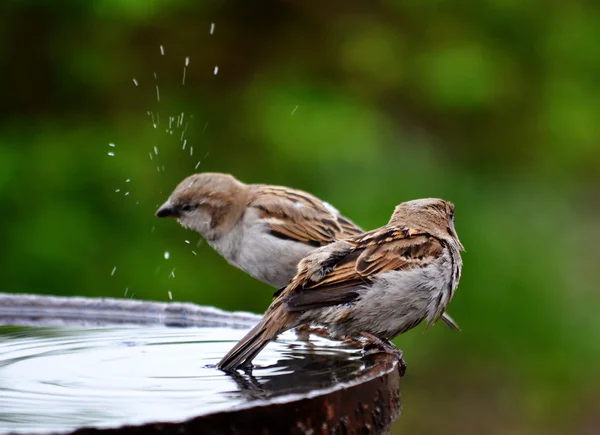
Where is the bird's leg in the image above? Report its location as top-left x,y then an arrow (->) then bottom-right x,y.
294,324 -> 335,344
359,331 -> 406,375
295,324 -> 321,342
294,326 -> 366,349
359,331 -> 397,353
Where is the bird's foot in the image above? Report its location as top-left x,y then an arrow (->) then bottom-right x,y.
294,324 -> 334,347
359,332 -> 406,376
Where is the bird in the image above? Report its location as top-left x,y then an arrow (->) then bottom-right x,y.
216,198 -> 464,372
155,173 -> 459,329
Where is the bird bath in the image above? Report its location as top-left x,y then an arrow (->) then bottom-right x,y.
0,293 -> 403,435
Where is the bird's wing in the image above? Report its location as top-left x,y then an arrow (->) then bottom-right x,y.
248,185 -> 363,248
283,226 -> 444,312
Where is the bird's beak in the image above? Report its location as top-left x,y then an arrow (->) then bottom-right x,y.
156,200 -> 180,218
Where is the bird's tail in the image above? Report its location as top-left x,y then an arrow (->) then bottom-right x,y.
217,307 -> 289,372
440,312 -> 461,331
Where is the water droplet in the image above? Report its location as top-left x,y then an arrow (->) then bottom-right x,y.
184,240 -> 190,244
291,105 -> 299,115
108,151 -> 115,157
109,143 -> 116,147
168,291 -> 173,300
159,45 -> 165,55
169,269 -> 175,279
191,251 -> 197,256
182,139 -> 187,150
213,66 -> 219,75
164,251 -> 170,260
210,23 -> 215,35
154,146 -> 159,155
124,192 -> 130,196
132,78 -> 139,86
125,179 -> 131,183
180,123 -> 188,141
111,266 -> 117,276
194,161 -> 201,169
156,85 -> 160,102
115,189 -> 120,193
190,146 -> 194,156
185,57 -> 190,67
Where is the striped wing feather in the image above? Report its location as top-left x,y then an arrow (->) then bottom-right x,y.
249,186 -> 363,248
283,227 -> 444,312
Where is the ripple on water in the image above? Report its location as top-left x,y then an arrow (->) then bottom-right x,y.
0,325 -> 366,434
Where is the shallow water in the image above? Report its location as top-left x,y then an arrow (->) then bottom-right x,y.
0,325 -> 365,434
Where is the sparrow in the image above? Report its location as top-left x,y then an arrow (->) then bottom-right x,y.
155,172 -> 362,287
155,173 -> 459,329
216,198 -> 464,371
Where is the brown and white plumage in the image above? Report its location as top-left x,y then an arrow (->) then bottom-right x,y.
246,184 -> 362,248
217,198 -> 464,372
156,173 -> 459,328
155,173 -> 362,287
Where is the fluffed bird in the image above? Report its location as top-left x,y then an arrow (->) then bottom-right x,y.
217,198 -> 464,371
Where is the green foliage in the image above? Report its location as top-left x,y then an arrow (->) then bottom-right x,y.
1,1 -> 599,433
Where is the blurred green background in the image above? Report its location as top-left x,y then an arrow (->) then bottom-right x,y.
1,1 -> 599,434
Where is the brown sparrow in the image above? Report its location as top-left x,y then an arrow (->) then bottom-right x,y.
216,198 -> 464,371
156,173 -> 459,328
155,172 -> 362,287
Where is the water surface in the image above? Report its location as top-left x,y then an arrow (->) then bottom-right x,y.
0,325 -> 365,434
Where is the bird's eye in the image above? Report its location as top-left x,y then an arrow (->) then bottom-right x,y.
181,204 -> 196,212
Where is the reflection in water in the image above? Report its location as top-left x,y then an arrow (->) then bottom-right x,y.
0,325 -> 365,434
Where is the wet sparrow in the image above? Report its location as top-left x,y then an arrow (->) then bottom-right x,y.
156,172 -> 362,287
156,173 -> 459,329
217,198 -> 464,371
